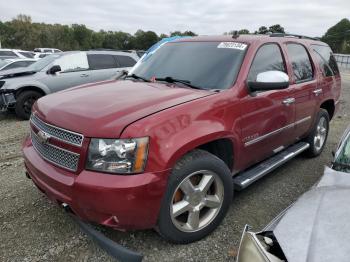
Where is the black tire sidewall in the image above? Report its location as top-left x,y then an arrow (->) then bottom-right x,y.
305,109 -> 330,157
157,150 -> 233,244
15,91 -> 42,120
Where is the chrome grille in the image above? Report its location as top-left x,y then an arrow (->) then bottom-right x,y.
31,130 -> 80,172
30,114 -> 84,146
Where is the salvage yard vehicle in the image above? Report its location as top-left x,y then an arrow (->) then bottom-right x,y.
22,34 -> 341,246
236,125 -> 350,262
0,50 -> 139,119
0,49 -> 35,59
0,58 -> 37,71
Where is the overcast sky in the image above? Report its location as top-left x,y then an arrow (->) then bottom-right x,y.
0,0 -> 349,37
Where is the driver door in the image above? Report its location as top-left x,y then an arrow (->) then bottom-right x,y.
239,43 -> 296,167
41,52 -> 91,93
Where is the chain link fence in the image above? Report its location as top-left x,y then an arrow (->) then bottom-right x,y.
334,54 -> 350,70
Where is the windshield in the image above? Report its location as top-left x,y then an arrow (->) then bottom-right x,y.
130,41 -> 247,90
0,60 -> 9,68
334,131 -> 350,173
27,54 -> 61,72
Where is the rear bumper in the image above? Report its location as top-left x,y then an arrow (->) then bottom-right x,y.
23,136 -> 170,230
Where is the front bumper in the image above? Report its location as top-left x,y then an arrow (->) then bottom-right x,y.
23,136 -> 170,230
0,89 -> 15,111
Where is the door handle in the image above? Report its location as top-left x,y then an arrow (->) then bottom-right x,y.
313,89 -> 323,96
282,98 -> 295,105
80,73 -> 89,77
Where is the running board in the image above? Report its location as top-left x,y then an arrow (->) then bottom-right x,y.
233,142 -> 310,190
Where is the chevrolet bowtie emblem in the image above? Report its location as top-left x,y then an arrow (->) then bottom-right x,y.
37,130 -> 51,144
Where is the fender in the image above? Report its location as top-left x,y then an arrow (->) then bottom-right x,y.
120,92 -> 241,173
3,80 -> 51,96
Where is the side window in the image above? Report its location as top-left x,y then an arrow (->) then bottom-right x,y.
115,55 -> 137,68
0,51 -> 17,57
248,44 -> 286,81
311,45 -> 339,77
286,43 -> 313,83
87,54 -> 118,70
54,52 -> 89,72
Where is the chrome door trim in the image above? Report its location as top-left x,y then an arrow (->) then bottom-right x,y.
244,116 -> 311,147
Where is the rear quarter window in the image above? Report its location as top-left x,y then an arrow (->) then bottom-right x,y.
286,43 -> 314,83
311,45 -> 339,77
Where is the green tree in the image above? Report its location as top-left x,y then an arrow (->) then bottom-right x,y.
268,24 -> 285,33
257,26 -> 268,34
322,18 -> 350,53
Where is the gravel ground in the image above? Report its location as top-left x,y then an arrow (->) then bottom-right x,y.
1,71 -> 350,262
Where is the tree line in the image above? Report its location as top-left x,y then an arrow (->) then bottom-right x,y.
0,15 -> 349,54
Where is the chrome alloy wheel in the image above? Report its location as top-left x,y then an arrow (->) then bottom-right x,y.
170,170 -> 224,232
314,116 -> 328,151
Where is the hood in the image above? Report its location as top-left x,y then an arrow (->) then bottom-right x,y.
34,80 -> 213,137
273,167 -> 350,262
0,68 -> 36,79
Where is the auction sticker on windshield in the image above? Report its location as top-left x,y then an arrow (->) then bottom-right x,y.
217,42 -> 247,50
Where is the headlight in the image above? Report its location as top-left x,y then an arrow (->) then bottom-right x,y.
86,137 -> 149,174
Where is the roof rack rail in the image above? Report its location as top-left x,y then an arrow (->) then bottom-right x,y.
269,33 -> 320,41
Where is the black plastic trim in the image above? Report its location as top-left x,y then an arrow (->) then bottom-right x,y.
65,207 -> 143,262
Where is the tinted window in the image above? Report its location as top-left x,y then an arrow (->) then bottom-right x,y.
44,49 -> 53,53
131,42 -> 247,90
19,52 -> 35,58
312,45 -> 339,77
115,55 -> 137,67
0,51 -> 17,57
287,43 -> 313,82
248,43 -> 286,81
87,54 -> 118,70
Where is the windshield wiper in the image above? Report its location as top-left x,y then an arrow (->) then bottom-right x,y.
155,76 -> 203,90
125,73 -> 151,82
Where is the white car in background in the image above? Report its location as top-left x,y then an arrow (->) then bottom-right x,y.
0,49 -> 36,60
33,48 -> 62,53
33,53 -> 52,59
0,59 -> 37,71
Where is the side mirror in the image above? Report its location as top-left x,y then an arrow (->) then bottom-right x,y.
248,71 -> 289,92
47,65 -> 61,75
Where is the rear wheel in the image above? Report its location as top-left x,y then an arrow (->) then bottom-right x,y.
304,109 -> 329,157
15,91 -> 42,120
157,150 -> 233,244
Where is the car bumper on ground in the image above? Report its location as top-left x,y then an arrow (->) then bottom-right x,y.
22,137 -> 170,230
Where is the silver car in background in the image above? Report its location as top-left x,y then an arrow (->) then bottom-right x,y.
0,50 -> 139,119
0,59 -> 37,71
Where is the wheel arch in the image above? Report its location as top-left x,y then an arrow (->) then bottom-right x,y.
166,133 -> 237,173
320,99 -> 335,120
15,85 -> 47,98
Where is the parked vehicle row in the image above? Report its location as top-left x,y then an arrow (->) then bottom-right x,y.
21,33 -> 341,248
0,49 -> 36,60
0,50 -> 139,119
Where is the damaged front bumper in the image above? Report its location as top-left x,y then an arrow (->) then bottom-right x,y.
0,89 -> 16,111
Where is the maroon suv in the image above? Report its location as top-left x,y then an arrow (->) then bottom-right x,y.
22,34 -> 341,244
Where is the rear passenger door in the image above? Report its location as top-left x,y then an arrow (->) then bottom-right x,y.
87,54 -> 122,81
285,43 -> 318,139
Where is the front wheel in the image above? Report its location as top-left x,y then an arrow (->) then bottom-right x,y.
15,90 -> 42,120
157,150 -> 233,244
304,109 -> 330,157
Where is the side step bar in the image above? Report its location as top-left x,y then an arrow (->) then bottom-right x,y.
233,142 -> 310,190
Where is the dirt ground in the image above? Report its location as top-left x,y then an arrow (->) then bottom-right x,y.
1,70 -> 350,262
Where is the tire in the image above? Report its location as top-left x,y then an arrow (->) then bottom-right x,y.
304,109 -> 330,157
157,149 -> 233,244
15,91 -> 42,120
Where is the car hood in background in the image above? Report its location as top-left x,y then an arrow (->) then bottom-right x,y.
0,68 -> 37,79
273,167 -> 350,262
34,80 -> 214,138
